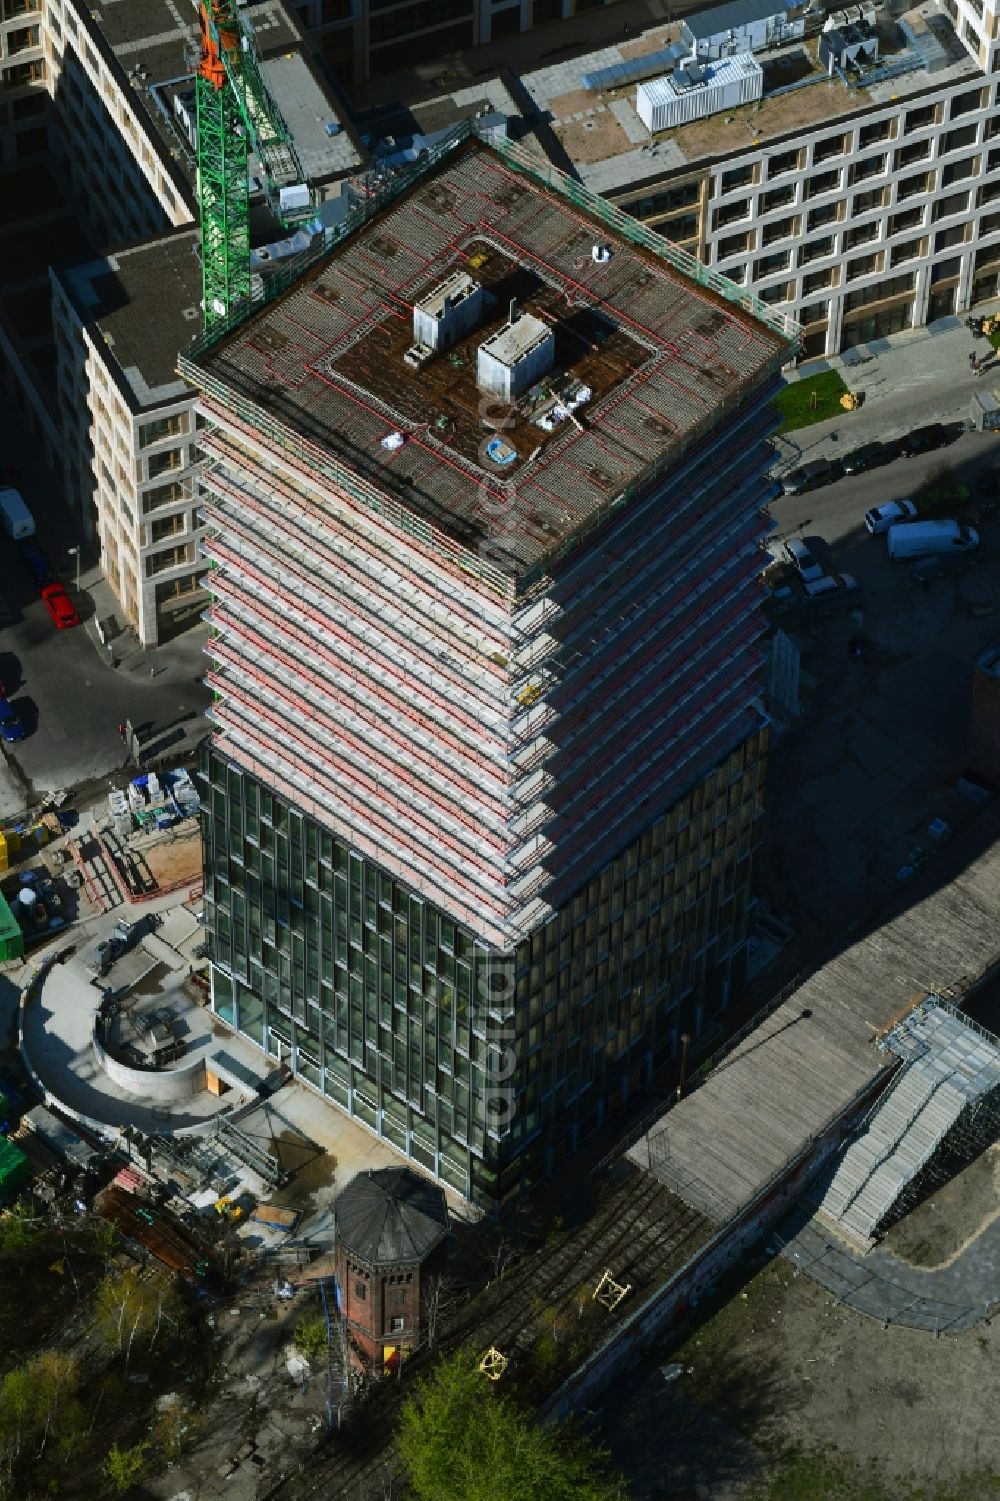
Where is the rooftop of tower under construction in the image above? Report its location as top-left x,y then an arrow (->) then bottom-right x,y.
191,129 -> 792,577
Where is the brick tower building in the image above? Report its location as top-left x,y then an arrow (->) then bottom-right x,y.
334,1167 -> 449,1371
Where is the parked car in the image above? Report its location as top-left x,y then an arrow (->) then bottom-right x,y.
842,441 -> 892,476
898,423 -> 950,457
41,583 -> 80,630
864,498 -> 918,535
19,541 -> 55,588
780,457 -> 843,495
781,537 -> 825,582
803,572 -> 858,599
0,698 -> 25,743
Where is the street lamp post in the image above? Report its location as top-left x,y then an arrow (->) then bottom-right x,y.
66,546 -> 81,591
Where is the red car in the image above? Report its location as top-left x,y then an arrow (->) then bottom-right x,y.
42,583 -> 80,630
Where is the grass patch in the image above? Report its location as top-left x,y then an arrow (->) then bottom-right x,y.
745,1448 -> 1000,1501
772,370 -> 849,434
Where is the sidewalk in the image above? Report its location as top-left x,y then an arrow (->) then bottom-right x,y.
774,302 -> 1000,471
79,563 -> 208,688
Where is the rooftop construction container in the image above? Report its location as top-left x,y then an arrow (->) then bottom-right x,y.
636,54 -> 764,134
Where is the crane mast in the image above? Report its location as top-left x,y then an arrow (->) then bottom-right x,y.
196,0 -> 313,330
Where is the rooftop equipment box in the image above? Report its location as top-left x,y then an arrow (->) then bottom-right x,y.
637,54 -> 764,134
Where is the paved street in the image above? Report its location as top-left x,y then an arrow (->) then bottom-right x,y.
761,396 -> 1000,953
0,402 -> 210,800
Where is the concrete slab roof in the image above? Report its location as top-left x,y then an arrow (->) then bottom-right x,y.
59,230 -> 201,410
193,131 -> 790,581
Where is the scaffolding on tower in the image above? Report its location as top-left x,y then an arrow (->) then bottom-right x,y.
195,0 -> 314,329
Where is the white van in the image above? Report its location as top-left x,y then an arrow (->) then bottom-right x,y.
886,519 -> 978,562
0,487 -> 35,541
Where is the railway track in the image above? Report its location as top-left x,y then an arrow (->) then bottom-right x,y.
276,1167 -> 712,1499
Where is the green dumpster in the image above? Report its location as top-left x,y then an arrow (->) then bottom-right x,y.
0,1137 -> 29,1199
0,890 -> 23,962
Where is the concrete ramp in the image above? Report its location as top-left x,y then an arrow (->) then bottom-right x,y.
814,1002 -> 1000,1247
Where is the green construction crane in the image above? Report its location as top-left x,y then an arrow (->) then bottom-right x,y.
195,0 -> 314,330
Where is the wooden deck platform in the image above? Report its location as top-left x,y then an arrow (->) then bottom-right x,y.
632,807 -> 1000,1224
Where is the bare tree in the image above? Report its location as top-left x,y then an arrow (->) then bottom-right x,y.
421,1273 -> 461,1351
490,1233 -> 519,1285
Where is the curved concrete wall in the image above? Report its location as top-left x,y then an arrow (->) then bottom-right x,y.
92,1025 -> 207,1102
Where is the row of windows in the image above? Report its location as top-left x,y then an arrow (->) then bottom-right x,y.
716,83 -> 999,198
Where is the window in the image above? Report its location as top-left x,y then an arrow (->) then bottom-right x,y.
935,223 -> 968,252
932,190 -> 971,221
768,148 -> 800,177
842,271 -> 914,311
754,250 -> 790,278
762,185 -> 795,213
147,448 -> 182,478
762,217 -> 801,251
943,123 -> 978,154
717,229 -> 751,258
150,513 -> 184,543
145,544 -> 193,576
896,140 -> 931,169
859,118 -> 893,149
807,202 -> 839,232
799,235 -> 834,264
619,182 -> 700,219
905,103 -> 937,133
813,133 -> 847,164
143,480 -> 186,512
140,412 -> 185,445
720,163 -> 754,192
849,154 -> 886,184
803,266 -> 838,294
799,300 -> 829,325
804,169 -> 840,199
930,256 -> 962,284
389,1316 -> 405,1332
942,157 -> 978,187
951,86 -> 985,118
897,171 -> 932,201
847,252 -> 880,280
889,207 -> 923,237
354,1280 -> 366,1300
890,237 -> 924,267
845,223 -> 879,250
712,199 -> 750,230
6,24 -> 39,52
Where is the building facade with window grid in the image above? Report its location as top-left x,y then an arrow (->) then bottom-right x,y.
517,0 -> 1000,360
187,129 -> 792,1208
202,727 -> 766,1205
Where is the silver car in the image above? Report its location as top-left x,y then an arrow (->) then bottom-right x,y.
864,498 -> 917,535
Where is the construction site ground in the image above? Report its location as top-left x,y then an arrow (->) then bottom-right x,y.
880,1141 -> 1000,1270
592,1140 -> 1000,1501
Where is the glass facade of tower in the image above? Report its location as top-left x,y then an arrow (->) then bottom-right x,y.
202,721 -> 767,1208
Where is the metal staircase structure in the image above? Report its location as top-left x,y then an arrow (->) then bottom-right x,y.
813,1000 -> 1000,1248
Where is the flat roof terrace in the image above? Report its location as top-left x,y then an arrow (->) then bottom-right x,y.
522,2 -> 979,193
194,133 -> 790,580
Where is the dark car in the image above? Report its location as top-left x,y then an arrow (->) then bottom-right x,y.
0,698 -> 25,743
841,441 -> 892,476
19,541 -> 55,588
780,457 -> 843,495
898,423 -> 950,457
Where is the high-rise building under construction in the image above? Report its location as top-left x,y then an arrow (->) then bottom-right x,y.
183,124 -> 794,1208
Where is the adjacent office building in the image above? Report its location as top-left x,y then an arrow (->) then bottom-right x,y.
182,125 -> 793,1207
